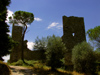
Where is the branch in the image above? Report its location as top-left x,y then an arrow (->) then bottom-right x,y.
26,30 -> 30,34
22,24 -> 27,38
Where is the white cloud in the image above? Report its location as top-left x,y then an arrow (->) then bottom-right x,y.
56,25 -> 63,29
47,22 -> 63,29
2,55 -> 10,62
6,10 -> 13,23
7,32 -> 12,36
47,22 -> 59,29
34,17 -> 42,21
27,42 -> 35,50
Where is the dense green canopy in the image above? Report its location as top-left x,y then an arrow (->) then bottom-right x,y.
45,35 -> 67,71
9,11 -> 34,25
72,42 -> 96,74
87,26 -> 100,42
0,0 -> 11,60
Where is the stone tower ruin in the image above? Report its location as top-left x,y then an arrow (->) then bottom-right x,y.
62,16 -> 86,65
10,25 -> 22,62
10,25 -> 45,63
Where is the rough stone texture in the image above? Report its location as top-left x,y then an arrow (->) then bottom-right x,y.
10,25 -> 45,63
62,16 -> 86,65
10,25 -> 22,62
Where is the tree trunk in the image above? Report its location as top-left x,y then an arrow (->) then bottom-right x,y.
21,24 -> 27,63
21,36 -> 25,63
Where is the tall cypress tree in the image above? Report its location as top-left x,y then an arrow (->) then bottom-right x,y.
0,0 -> 11,61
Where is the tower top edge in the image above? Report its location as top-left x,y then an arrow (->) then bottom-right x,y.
63,15 -> 84,19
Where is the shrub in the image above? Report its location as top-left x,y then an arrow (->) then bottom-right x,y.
0,61 -> 11,75
45,35 -> 67,71
72,41 -> 97,74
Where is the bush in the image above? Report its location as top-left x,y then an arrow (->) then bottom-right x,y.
72,41 -> 97,74
95,48 -> 100,62
45,35 -> 67,71
0,61 -> 11,75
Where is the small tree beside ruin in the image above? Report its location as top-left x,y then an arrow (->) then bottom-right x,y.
72,41 -> 96,74
45,35 -> 67,71
9,11 -> 34,63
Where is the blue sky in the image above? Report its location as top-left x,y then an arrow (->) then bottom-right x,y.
6,0 -> 100,50
7,0 -> 100,41
3,0 -> 100,62
7,0 -> 100,39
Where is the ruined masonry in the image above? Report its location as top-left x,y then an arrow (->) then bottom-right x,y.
10,16 -> 86,64
62,16 -> 86,65
10,25 -> 45,63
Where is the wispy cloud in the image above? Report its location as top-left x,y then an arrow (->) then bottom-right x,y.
47,22 -> 62,29
47,22 -> 59,29
56,25 -> 63,29
27,42 -> 35,50
34,17 -> 42,21
6,10 -> 13,23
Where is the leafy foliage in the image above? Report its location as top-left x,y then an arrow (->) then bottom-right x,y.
9,11 -> 34,25
45,35 -> 67,70
87,26 -> 100,42
95,48 -> 100,62
87,26 -> 100,49
0,0 -> 14,61
34,37 -> 48,50
34,35 -> 67,70
72,41 -> 96,74
0,0 -> 11,21
87,26 -> 100,64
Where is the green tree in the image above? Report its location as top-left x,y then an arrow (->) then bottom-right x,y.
45,35 -> 67,71
87,26 -> 100,48
9,11 -> 34,63
94,48 -> 100,62
72,41 -> 96,74
87,26 -> 100,41
0,0 -> 12,61
87,26 -> 100,63
34,36 -> 48,50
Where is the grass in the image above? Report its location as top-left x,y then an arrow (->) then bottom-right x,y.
8,60 -> 100,75
8,60 -> 72,75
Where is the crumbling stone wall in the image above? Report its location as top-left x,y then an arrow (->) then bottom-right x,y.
62,16 -> 86,65
10,25 -> 45,63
